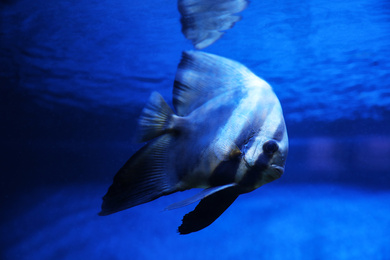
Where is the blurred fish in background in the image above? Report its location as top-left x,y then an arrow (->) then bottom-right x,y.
178,0 -> 249,49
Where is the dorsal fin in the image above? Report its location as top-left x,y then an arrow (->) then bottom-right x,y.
173,51 -> 256,116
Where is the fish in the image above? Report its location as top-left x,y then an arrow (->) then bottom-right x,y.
99,51 -> 288,234
178,0 -> 249,49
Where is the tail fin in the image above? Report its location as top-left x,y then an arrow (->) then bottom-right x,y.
138,92 -> 174,142
99,134 -> 177,216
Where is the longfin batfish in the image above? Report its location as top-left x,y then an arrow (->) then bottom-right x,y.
99,51 -> 288,234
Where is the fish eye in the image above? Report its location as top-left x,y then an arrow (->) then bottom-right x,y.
263,140 -> 279,155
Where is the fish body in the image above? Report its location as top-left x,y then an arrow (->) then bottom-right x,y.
99,51 -> 288,234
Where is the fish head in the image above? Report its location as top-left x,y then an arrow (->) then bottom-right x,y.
262,137 -> 289,181
240,106 -> 288,189
241,136 -> 288,189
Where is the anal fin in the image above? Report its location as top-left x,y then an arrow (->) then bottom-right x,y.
178,185 -> 240,235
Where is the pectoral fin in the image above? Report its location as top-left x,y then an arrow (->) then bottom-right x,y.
178,185 -> 240,235
213,138 -> 242,161
165,184 -> 237,210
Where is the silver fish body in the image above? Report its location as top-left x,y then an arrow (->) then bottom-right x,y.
99,51 -> 288,234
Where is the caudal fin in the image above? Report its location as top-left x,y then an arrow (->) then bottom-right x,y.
138,92 -> 175,142
99,135 -> 177,216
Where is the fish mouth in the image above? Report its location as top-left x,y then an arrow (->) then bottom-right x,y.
271,165 -> 285,178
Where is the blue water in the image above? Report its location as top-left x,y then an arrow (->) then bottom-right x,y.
1,0 -> 390,259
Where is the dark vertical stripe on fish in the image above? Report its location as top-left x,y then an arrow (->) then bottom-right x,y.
235,127 -> 256,150
239,153 -> 270,187
209,157 -> 240,186
272,121 -> 285,141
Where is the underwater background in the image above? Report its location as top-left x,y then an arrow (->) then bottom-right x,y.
1,0 -> 390,259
